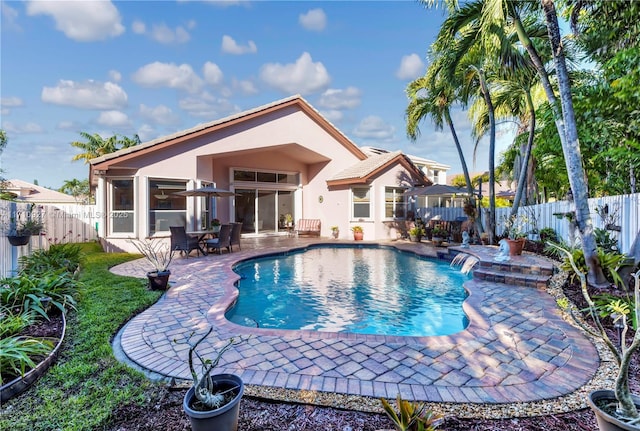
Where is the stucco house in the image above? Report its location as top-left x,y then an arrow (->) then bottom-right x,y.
89,96 -> 434,251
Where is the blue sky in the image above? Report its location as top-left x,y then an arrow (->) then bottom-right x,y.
1,0 -> 513,189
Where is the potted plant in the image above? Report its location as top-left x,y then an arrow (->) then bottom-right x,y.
351,225 -> 364,241
211,218 -> 221,233
128,237 -> 174,290
408,226 -> 424,243
553,243 -> 639,431
7,218 -> 45,246
330,226 -> 339,239
502,214 -> 527,255
431,225 -> 448,246
284,213 -> 294,227
180,327 -> 247,431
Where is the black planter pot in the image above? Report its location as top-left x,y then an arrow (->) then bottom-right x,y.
7,235 -> 31,246
147,270 -> 170,290
183,374 -> 244,431
587,390 -> 640,431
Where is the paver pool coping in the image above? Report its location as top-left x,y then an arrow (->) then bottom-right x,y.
112,239 -> 603,412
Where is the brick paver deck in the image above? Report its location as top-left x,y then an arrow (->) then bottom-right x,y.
111,237 -> 599,404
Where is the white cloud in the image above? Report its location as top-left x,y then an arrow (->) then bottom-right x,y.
396,53 -> 425,80
260,52 -> 330,95
132,62 -> 203,93
299,9 -> 326,32
3,121 -> 45,134
150,23 -> 191,44
319,109 -> 343,124
139,104 -> 180,125
132,20 -> 146,34
221,35 -> 257,55
232,78 -> 258,95
178,92 -> 240,118
109,70 -> 122,82
41,80 -> 128,110
1,2 -> 20,31
318,87 -> 361,110
137,124 -> 157,142
203,62 -> 224,85
96,110 -> 131,128
352,115 -> 396,141
1,97 -> 24,108
26,0 -> 124,42
57,120 -> 81,131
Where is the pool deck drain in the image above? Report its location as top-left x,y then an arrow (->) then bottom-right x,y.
112,237 -> 600,408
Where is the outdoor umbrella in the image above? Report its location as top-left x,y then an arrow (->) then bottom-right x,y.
173,186 -> 236,198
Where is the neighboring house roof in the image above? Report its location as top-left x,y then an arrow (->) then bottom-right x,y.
89,95 -> 367,177
404,184 -> 469,197
326,150 -> 431,187
3,179 -> 78,204
361,146 -> 451,170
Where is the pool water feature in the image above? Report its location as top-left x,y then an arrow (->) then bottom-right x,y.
226,245 -> 469,337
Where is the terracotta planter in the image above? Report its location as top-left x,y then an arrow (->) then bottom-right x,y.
147,270 -> 171,290
506,238 -> 525,256
183,374 -> 244,431
353,232 -> 363,241
587,390 -> 640,431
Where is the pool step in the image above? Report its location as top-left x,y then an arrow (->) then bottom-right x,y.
445,246 -> 555,289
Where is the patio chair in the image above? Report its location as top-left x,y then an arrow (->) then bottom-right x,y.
229,222 -> 242,251
205,224 -> 231,254
169,226 -> 201,257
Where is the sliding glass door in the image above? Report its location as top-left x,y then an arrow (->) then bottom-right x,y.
234,188 -> 295,234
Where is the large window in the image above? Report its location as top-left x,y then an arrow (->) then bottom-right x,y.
385,187 -> 406,219
352,187 -> 371,219
110,179 -> 134,234
149,180 -> 187,234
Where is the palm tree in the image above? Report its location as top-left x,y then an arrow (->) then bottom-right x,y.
59,178 -> 90,202
71,132 -> 141,164
429,0 -> 502,242
538,0 -> 607,286
426,0 -> 607,285
406,71 -> 485,236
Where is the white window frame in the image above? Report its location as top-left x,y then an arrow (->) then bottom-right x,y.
351,187 -> 372,220
107,177 -> 136,238
384,187 -> 407,220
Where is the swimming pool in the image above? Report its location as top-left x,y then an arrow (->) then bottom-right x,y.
226,245 -> 469,337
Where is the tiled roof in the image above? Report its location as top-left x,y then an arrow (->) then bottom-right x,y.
4,179 -> 78,204
329,150 -> 404,182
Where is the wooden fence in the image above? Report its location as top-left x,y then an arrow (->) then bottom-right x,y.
417,192 -> 640,255
1,201 -> 98,278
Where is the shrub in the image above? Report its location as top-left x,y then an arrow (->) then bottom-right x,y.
0,336 -> 54,384
556,247 -> 630,289
539,227 -> 558,243
19,243 -> 82,275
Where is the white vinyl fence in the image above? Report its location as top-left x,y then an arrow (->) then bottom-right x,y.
418,192 -> 640,255
1,201 -> 98,278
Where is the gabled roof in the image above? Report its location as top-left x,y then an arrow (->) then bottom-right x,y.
3,179 -> 78,204
90,95 -> 367,174
326,150 -> 431,187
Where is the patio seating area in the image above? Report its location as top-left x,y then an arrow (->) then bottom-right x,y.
111,236 -> 607,417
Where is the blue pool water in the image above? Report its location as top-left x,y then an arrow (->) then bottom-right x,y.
226,245 -> 469,337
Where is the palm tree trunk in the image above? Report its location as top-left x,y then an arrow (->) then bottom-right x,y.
510,89 -> 536,216
445,108 -> 484,235
478,69 -> 496,244
540,0 -> 607,286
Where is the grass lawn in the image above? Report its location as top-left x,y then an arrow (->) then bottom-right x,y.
0,242 -> 163,431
